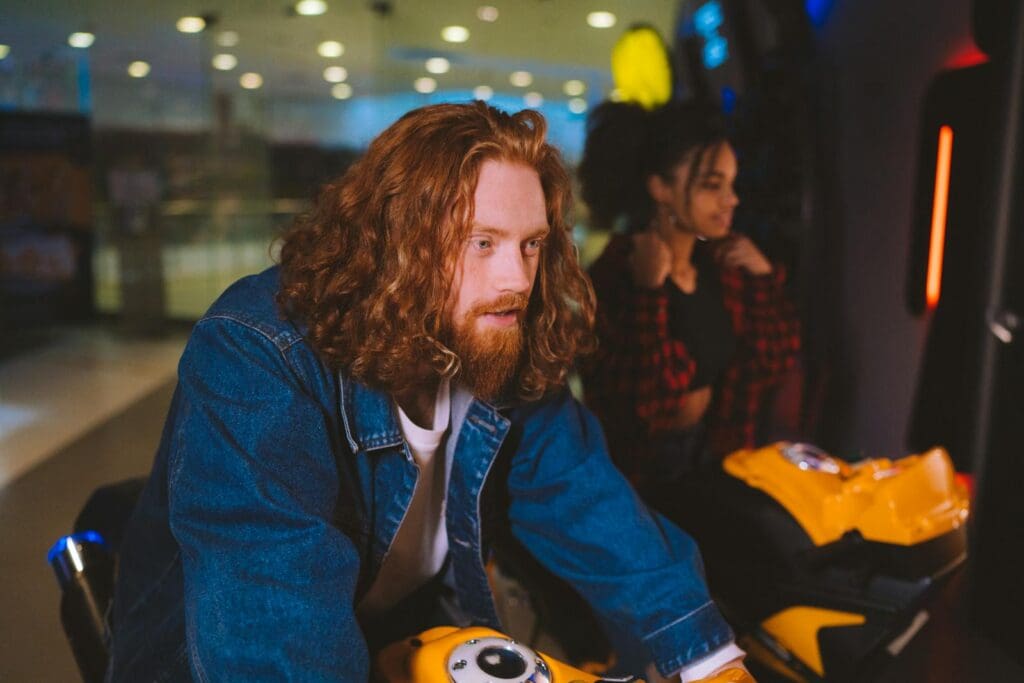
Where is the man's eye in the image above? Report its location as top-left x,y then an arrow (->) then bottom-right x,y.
470,238 -> 492,251
524,238 -> 544,254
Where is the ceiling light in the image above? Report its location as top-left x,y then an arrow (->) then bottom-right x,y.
477,6 -> 499,22
323,65 -> 348,83
568,97 -> 587,114
473,85 -> 493,101
216,31 -> 239,47
68,32 -> 95,48
586,11 -> 617,28
425,57 -> 450,74
563,79 -> 586,97
332,83 -> 353,99
509,70 -> 532,87
212,54 -> 238,70
414,77 -> 437,94
524,92 -> 543,108
176,16 -> 206,33
295,0 -> 328,16
441,25 -> 470,43
0,45 -> 10,60
318,40 -> 344,58
239,72 -> 263,89
127,61 -> 150,78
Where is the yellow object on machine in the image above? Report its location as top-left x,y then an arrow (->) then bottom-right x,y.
759,607 -> 866,677
610,25 -> 673,110
374,625 -> 753,683
723,443 -> 969,546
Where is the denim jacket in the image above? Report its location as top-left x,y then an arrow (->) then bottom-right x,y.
108,267 -> 733,682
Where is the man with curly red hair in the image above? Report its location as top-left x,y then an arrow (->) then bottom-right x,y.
107,102 -> 747,682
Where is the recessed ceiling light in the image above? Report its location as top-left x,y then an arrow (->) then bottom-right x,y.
473,85 -> 493,101
425,57 -> 450,74
68,32 -> 95,48
477,6 -> 499,22
239,72 -> 263,89
563,79 -> 586,97
568,98 -> 588,114
176,16 -> 206,33
212,54 -> 238,71
509,70 -> 532,87
216,31 -> 239,47
524,92 -> 543,108
414,77 -> 437,94
295,0 -> 328,16
0,45 -> 10,60
441,25 -> 470,43
317,40 -> 344,58
586,11 -> 617,28
127,61 -> 150,78
332,83 -> 353,100
323,65 -> 348,83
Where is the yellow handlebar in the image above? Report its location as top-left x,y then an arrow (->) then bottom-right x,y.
375,625 -> 637,682
374,625 -> 756,683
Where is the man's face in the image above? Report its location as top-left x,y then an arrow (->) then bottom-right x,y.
446,159 -> 549,399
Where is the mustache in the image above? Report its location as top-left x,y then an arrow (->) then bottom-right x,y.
468,293 -> 530,318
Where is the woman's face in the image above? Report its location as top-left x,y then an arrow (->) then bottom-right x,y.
651,142 -> 739,240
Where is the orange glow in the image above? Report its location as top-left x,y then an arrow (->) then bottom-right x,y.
926,126 -> 953,310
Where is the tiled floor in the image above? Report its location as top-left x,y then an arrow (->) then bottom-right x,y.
0,328 -> 187,489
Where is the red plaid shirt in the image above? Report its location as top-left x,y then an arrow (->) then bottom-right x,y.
582,234 -> 801,474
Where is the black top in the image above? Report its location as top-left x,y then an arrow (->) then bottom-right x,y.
665,252 -> 736,391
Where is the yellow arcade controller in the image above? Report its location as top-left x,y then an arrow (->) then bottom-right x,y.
374,625 -> 754,683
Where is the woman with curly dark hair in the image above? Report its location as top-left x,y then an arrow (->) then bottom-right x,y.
107,101 -> 748,682
579,100 -> 801,494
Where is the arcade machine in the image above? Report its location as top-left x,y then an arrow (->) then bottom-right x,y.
904,0 -> 1024,673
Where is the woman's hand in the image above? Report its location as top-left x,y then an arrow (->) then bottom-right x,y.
712,235 -> 772,276
630,232 -> 673,289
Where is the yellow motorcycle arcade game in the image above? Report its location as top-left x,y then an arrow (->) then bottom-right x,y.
660,442 -> 968,682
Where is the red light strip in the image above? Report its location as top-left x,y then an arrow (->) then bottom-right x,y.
926,125 -> 953,310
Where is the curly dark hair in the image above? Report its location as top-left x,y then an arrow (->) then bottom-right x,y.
578,100 -> 730,231
277,101 -> 595,400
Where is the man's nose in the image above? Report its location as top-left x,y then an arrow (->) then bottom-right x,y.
494,249 -> 532,293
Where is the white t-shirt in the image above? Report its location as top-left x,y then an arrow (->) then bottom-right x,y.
357,380 -> 451,617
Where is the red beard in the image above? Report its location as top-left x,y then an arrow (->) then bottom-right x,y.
446,293 -> 528,400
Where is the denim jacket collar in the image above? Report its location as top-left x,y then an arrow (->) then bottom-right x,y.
339,371 -> 520,454
339,375 -> 404,453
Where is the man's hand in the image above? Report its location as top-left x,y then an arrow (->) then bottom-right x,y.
630,232 -> 673,289
711,235 -> 772,276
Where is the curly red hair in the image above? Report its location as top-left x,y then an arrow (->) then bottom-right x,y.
277,101 -> 595,400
